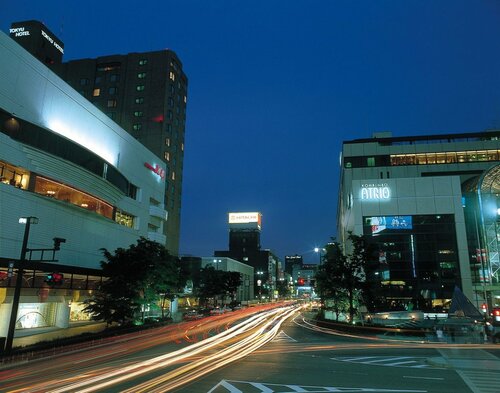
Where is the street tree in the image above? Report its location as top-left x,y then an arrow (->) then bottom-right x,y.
84,237 -> 185,325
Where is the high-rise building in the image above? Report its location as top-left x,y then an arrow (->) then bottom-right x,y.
8,20 -> 188,255
51,51 -> 187,255
338,131 -> 500,313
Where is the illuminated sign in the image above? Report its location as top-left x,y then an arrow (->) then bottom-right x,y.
144,162 -> 165,180
361,183 -> 390,200
9,26 -> 64,54
228,212 -> 261,225
9,27 -> 30,37
370,216 -> 412,234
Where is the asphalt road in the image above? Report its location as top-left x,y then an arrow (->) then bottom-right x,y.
1,307 -> 499,393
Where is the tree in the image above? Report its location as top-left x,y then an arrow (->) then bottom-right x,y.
197,266 -> 242,307
315,232 -> 367,323
84,237 -> 185,325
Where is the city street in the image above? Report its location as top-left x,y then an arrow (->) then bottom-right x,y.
1,308 -> 499,392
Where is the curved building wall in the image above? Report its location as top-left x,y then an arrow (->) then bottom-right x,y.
0,31 -> 167,270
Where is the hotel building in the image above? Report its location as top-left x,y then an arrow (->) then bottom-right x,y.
0,31 -> 168,339
338,131 -> 500,313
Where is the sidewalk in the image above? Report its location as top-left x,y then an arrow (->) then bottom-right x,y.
12,322 -> 108,349
427,348 -> 500,371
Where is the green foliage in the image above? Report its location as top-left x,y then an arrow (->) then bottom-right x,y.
315,232 -> 367,322
83,237 -> 186,325
197,266 -> 242,306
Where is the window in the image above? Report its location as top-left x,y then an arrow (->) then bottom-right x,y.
92,88 -> 101,97
135,97 -> 144,104
170,84 -> 175,94
110,74 -> 120,82
184,95 -> 187,104
167,111 -> 173,120
134,111 -> 143,117
164,152 -> 170,161
367,157 -> 375,167
169,71 -> 175,81
137,72 -> 147,79
165,138 -> 171,147
107,100 -> 117,108
34,176 -> 113,219
94,76 -> 102,84
171,171 -> 176,181
168,98 -> 174,107
133,123 -> 142,131
115,209 -> 134,228
136,85 -> 145,91
108,87 -> 118,95
139,59 -> 148,66
79,78 -> 89,86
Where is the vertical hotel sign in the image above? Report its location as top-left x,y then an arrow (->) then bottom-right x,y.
360,183 -> 391,201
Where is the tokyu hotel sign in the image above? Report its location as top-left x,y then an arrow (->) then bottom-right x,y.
360,183 -> 391,201
229,212 -> 262,229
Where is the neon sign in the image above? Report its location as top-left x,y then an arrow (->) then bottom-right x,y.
360,183 -> 390,200
144,162 -> 165,180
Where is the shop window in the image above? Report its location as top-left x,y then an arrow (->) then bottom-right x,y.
416,154 -> 427,165
0,160 -> 29,189
426,153 -> 436,164
477,150 -> 488,161
457,151 -> 467,163
115,209 -> 135,228
435,153 -> 446,164
34,176 -> 113,219
487,150 -> 498,161
446,152 -> 457,163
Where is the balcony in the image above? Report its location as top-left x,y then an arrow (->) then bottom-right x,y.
149,205 -> 168,221
148,231 -> 166,245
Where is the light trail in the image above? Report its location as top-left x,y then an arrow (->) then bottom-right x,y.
34,305 -> 301,392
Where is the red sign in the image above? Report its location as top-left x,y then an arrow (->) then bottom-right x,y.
144,162 -> 165,180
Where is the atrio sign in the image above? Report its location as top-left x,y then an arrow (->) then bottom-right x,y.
360,183 -> 391,200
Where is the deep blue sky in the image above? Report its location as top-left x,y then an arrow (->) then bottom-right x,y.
3,1 -> 500,263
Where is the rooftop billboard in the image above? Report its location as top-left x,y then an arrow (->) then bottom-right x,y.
228,212 -> 262,229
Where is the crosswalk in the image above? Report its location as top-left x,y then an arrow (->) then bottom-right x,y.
457,369 -> 500,393
331,355 -> 435,369
208,379 -> 428,392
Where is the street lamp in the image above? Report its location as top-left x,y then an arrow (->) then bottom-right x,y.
4,216 -> 38,355
256,271 -> 264,300
314,247 -> 325,265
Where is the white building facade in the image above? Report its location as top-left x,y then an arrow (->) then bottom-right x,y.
0,32 -> 168,338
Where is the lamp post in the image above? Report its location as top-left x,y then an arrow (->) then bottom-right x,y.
314,247 -> 325,265
4,216 -> 38,356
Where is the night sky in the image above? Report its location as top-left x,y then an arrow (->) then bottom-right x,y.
2,1 -> 500,263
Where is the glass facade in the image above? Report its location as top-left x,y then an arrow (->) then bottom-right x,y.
363,214 -> 460,312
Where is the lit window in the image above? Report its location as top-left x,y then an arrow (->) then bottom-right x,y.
184,95 -> 187,103
367,157 -> 375,167
92,88 -> 100,97
139,59 -> 148,66
164,152 -> 170,161
108,87 -> 118,95
134,111 -> 143,117
136,85 -> 145,91
171,171 -> 175,181
135,97 -> 144,104
137,72 -> 147,79
133,123 -> 142,131
169,71 -> 175,81
115,209 -> 134,228
165,138 -> 171,146
107,100 -> 117,108
181,143 -> 184,151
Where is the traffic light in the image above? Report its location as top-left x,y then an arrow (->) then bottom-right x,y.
45,272 -> 64,285
481,303 -> 487,313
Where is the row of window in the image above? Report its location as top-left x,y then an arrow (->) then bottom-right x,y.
344,149 -> 500,168
0,158 -> 136,228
